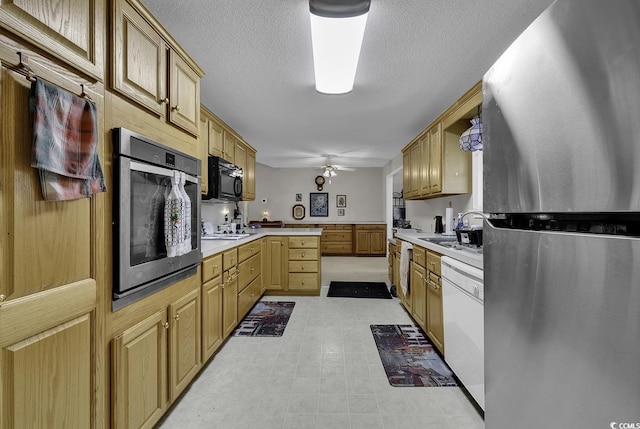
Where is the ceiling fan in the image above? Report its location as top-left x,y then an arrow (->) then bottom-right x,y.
321,163 -> 356,177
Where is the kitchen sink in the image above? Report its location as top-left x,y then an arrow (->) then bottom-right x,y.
419,237 -> 483,254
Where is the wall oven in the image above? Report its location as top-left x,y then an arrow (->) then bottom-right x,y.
112,128 -> 201,310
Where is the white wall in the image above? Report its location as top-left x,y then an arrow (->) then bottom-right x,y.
246,163 -> 385,223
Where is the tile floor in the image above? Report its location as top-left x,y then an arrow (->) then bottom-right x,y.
157,256 -> 484,429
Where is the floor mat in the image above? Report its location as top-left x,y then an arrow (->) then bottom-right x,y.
371,324 -> 458,387
327,281 -> 392,299
232,301 -> 295,337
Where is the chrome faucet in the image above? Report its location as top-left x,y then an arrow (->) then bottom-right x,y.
456,211 -> 488,229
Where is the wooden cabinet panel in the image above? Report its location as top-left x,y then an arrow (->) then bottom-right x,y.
288,248 -> 318,261
202,254 -> 222,283
409,142 -> 421,197
288,273 -> 318,291
201,275 -> 223,362
427,272 -> 444,353
222,274 -> 238,338
238,277 -> 261,320
245,148 -> 256,200
429,123 -> 443,194
223,248 -> 238,272
355,230 -> 370,254
168,288 -> 201,402
113,0 -> 167,117
223,131 -> 235,163
321,242 -> 353,254
199,114 -> 209,195
288,260 -> 318,273
288,236 -> 318,248
168,51 -> 200,135
238,240 -> 260,262
354,224 -> 387,256
265,237 -> 287,291
112,309 -> 167,429
0,0 -> 104,79
411,262 -> 427,330
238,252 -> 261,292
208,118 -> 223,157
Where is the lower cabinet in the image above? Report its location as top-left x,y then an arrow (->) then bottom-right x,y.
354,224 -> 387,256
202,254 -> 223,362
265,236 -> 321,295
222,248 -> 239,339
426,251 -> 444,353
111,288 -> 201,429
411,261 -> 427,329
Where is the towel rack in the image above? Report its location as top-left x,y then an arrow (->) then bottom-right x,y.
14,52 -> 93,101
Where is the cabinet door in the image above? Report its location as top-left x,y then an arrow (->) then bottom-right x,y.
355,231 -> 371,254
113,0 -> 167,117
265,237 -> 287,291
370,231 -> 386,254
222,273 -> 238,338
402,149 -> 411,198
429,123 -> 443,194
419,135 -> 431,195
245,148 -> 256,200
112,309 -> 168,429
199,115 -> 209,194
0,0 -> 104,79
409,142 -> 421,197
223,131 -> 235,163
234,141 -> 247,198
202,276 -> 223,362
411,262 -> 427,330
427,273 -> 444,353
208,119 -> 224,157
168,288 -> 201,402
169,51 -> 200,136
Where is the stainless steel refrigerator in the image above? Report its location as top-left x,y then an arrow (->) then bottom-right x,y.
483,1 -> 640,428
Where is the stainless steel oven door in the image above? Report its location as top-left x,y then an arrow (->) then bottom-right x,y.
114,158 -> 201,298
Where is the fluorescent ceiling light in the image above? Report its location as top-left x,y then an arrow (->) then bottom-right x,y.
309,0 -> 370,94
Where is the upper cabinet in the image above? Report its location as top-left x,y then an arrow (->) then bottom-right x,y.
0,0 -> 104,80
112,0 -> 203,136
403,81 -> 481,200
199,105 -> 256,201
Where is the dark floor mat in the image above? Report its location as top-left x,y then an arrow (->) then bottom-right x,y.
327,281 -> 392,299
371,324 -> 458,387
232,301 -> 295,337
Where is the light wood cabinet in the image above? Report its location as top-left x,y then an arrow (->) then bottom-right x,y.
201,254 -> 223,362
237,241 -> 262,318
0,0 -> 104,80
426,251 -> 444,353
112,0 -> 203,136
223,131 -> 236,163
411,261 -> 427,330
320,224 -> 353,255
265,236 -> 288,292
112,287 -> 201,429
288,236 -> 320,294
168,288 -> 201,401
209,118 -> 224,158
245,147 -> 256,200
112,309 -> 168,429
402,82 -> 480,200
355,224 -> 386,256
222,248 -> 239,338
0,47 -> 104,429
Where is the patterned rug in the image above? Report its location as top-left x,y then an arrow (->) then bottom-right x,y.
371,324 -> 458,387
232,301 -> 295,337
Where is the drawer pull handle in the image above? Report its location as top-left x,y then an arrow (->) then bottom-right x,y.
172,104 -> 181,112
163,322 -> 169,329
174,314 -> 180,321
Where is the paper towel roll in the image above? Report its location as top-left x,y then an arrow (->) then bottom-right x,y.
444,207 -> 455,235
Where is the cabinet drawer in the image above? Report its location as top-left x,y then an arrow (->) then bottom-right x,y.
288,273 -> 318,290
321,243 -> 353,254
238,240 -> 260,262
238,277 -> 261,318
238,253 -> 261,291
426,251 -> 441,276
288,260 -> 318,273
413,246 -> 426,268
355,224 -> 386,231
322,231 -> 352,242
288,236 -> 318,248
223,248 -> 238,271
289,248 -> 318,261
202,254 -> 222,283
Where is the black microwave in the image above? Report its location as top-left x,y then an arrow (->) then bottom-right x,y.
203,156 -> 243,201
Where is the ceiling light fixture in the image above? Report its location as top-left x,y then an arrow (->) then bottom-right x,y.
323,167 -> 337,177
309,0 -> 370,94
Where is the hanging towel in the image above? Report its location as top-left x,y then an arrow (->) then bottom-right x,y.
29,77 -> 106,201
400,240 -> 413,297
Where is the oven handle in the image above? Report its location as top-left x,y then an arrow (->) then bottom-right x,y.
130,160 -> 198,184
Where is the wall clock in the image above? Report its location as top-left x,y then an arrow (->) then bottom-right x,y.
314,175 -> 325,191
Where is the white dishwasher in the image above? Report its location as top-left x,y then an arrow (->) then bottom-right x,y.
441,256 -> 484,410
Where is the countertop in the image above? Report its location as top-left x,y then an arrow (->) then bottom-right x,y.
392,230 -> 483,270
201,228 -> 322,258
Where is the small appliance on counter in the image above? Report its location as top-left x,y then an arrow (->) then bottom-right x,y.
434,216 -> 444,233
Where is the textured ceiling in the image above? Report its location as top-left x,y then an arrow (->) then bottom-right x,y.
144,0 -> 554,169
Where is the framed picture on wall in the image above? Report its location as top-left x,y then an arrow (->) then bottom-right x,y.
337,208 -> 345,216
292,204 -> 305,220
336,195 -> 347,207
310,192 -> 328,217
295,193 -> 302,201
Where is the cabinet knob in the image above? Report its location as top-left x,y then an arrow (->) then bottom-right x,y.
174,314 -> 180,321
250,267 -> 254,272
301,241 -> 305,245
172,104 -> 181,112
163,322 -> 169,329
0,294 -> 5,306
160,97 -> 169,104
301,280 -> 305,285
301,252 -> 305,258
